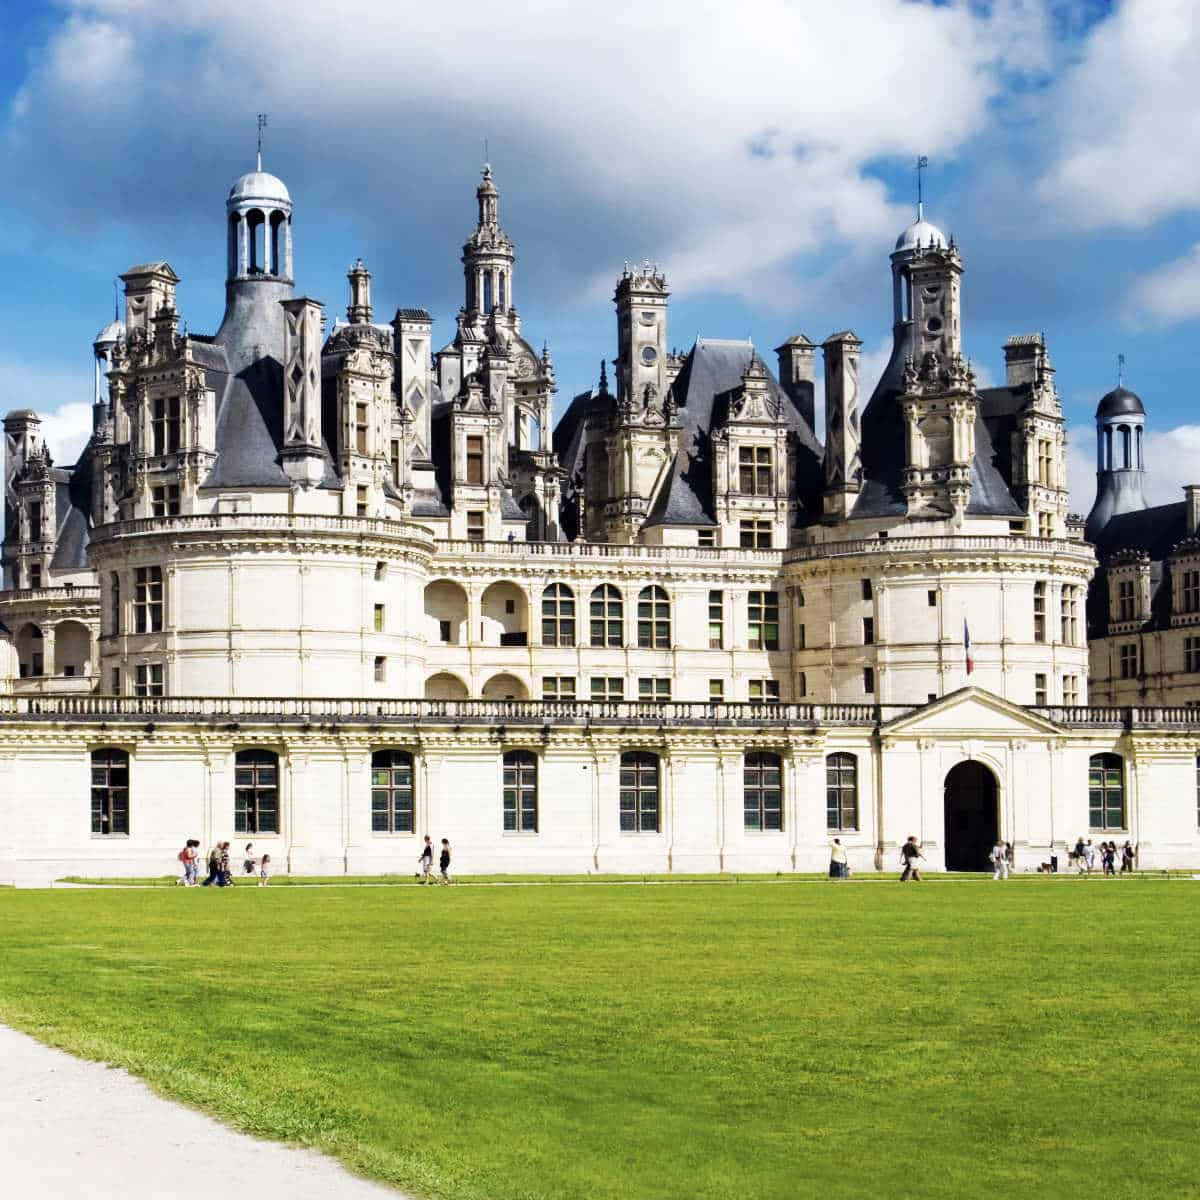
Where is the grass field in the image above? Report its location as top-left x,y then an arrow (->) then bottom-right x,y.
1,879 -> 1197,1199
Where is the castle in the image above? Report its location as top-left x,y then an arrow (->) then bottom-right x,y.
0,158 -> 1196,885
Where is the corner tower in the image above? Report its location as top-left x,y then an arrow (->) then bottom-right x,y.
1085,386 -> 1147,541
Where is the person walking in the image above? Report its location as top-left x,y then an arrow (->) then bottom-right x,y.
439,838 -> 453,885
218,841 -> 233,886
1005,842 -> 1015,872
200,842 -> 222,887
1072,836 -> 1086,873
177,839 -> 199,886
258,854 -> 271,886
991,840 -> 1009,880
900,836 -> 923,881
242,843 -> 257,878
829,838 -> 848,880
1083,839 -> 1097,875
418,836 -> 434,884
1102,841 -> 1117,876
1121,840 -> 1135,873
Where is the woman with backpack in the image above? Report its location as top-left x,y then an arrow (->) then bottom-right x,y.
177,839 -> 199,886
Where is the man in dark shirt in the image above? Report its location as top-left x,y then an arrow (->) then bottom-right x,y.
900,836 -> 923,881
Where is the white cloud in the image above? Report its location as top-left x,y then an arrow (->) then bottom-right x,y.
1129,243 -> 1200,327
0,358 -> 93,470
1037,0 -> 1200,230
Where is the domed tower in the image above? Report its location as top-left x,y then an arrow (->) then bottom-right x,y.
463,165 -> 515,322
92,317 -> 124,431
1085,386 -> 1147,541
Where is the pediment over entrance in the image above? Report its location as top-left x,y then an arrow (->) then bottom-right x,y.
881,686 -> 1063,739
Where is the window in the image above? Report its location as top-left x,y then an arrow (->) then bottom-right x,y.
795,588 -> 805,608
374,603 -> 385,633
135,663 -> 164,697
861,578 -> 873,601
466,435 -> 484,485
590,585 -> 623,647
591,677 -> 624,701
1184,570 -> 1200,614
542,676 -> 576,700
739,520 -> 772,549
1119,642 -> 1139,679
374,656 -> 387,682
796,623 -> 806,650
133,566 -> 163,633
1037,438 -> 1052,486
110,667 -> 121,695
151,394 -> 181,455
29,563 -> 41,588
1117,579 -> 1136,622
542,583 -> 576,647
1034,581 -> 1046,643
27,500 -> 42,539
234,750 -> 279,834
826,753 -> 858,830
637,586 -> 671,648
863,666 -> 875,694
709,679 -> 724,701
503,750 -> 538,833
748,679 -> 780,704
466,511 -> 485,542
374,561 -> 387,582
619,752 -> 660,832
355,403 -> 369,454
356,485 -> 368,518
708,590 -> 724,649
744,752 -> 783,831
1063,674 -> 1079,705
797,671 -> 807,698
928,590 -> 937,607
1187,637 -> 1200,674
1034,673 -> 1047,705
91,748 -> 130,835
1061,586 -> 1078,646
371,749 -> 414,834
1038,511 -> 1053,539
747,591 -> 779,650
638,677 -> 671,701
738,446 -> 773,495
863,616 -> 874,645
438,619 -> 452,643
698,528 -> 716,547
1088,753 -> 1125,830
151,484 -> 180,517
391,439 -> 401,488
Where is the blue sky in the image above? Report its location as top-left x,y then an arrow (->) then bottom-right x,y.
2,0 -> 1199,513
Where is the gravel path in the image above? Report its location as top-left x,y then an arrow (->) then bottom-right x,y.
0,1024 -> 406,1198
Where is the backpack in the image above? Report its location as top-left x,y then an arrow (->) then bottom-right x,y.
178,848 -> 188,863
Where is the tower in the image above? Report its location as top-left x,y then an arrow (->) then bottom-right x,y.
1085,386 -> 1147,541
462,166 -> 514,322
614,263 -> 668,410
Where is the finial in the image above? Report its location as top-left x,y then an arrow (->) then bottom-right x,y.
599,360 -> 608,391
916,154 -> 928,220
113,278 -> 119,321
1118,353 -> 1126,388
256,113 -> 268,171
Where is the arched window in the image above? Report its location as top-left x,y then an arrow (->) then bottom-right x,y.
826,753 -> 858,831
1088,753 -> 1125,830
371,749 -> 414,834
542,583 -> 576,647
498,271 -> 507,311
483,272 -> 493,314
619,751 -> 660,832
637,586 -> 671,648
1119,424 -> 1131,469
109,572 -> 121,636
235,749 -> 279,834
590,585 -> 623,647
91,748 -> 129,835
503,750 -> 538,832
744,752 -> 783,831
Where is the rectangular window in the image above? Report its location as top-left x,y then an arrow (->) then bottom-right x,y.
374,561 -> 387,582
1038,511 -> 1053,539
826,754 -> 858,831
355,403 -> 369,454
91,749 -> 130,836
1117,579 -> 1136,621
235,751 -> 279,835
1119,642 -> 1139,679
619,753 -> 660,833
928,589 -> 937,607
744,752 -> 783,832
738,446 -> 773,496
739,519 -> 772,549
861,578 -> 873,601
863,616 -> 874,645
466,511 -> 485,542
438,619 -> 452,643
708,590 -> 724,649
1186,637 -> 1200,673
29,563 -> 42,589
503,752 -> 538,833
27,500 -> 42,538
1088,756 -> 1125,830
709,679 -> 725,701
134,663 -> 164,697
151,394 -> 181,456
133,566 -> 163,633
747,590 -> 780,650
590,587 -> 622,647
1063,674 -> 1079,705
374,603 -> 385,633
151,484 -> 181,517
863,666 -> 875,694
542,676 -> 576,700
797,671 -> 807,698
374,656 -> 387,682
1061,586 -> 1078,646
391,439 -> 401,488
110,667 -> 121,695
637,677 -> 671,702
1184,570 -> 1200,614
698,528 -> 716,547
748,679 -> 780,704
1034,581 -> 1046,643
796,623 -> 806,650
371,750 -> 414,834
590,677 -> 624,701
1037,438 -> 1052,486
466,435 -> 485,485
1034,672 -> 1047,705
356,485 -> 368,518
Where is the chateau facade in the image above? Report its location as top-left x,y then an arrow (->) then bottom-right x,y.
2,160 -> 1198,884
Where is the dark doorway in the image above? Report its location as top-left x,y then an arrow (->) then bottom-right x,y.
943,761 -> 998,872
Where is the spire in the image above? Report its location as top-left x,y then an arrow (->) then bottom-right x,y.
916,154 -> 928,221
599,359 -> 609,394
477,163 -> 499,228
256,113 -> 268,172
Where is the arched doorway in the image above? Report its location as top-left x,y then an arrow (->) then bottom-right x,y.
943,761 -> 999,872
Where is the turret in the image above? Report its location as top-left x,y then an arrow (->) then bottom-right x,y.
1085,386 -> 1147,542
463,165 -> 514,319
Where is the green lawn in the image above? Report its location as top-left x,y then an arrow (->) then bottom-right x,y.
0,881 -> 1197,1199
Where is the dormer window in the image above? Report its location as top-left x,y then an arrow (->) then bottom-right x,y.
1183,570 -> 1200,615
738,447 -> 772,496
1117,579 -> 1136,622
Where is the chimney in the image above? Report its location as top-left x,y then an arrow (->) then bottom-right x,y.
775,335 -> 815,431
1186,485 -> 1200,536
821,332 -> 863,521
279,297 -> 326,487
1003,334 -> 1046,388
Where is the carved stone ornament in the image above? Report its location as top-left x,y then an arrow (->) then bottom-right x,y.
514,354 -> 536,380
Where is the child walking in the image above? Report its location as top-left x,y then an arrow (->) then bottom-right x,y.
439,838 -> 452,885
259,854 -> 271,886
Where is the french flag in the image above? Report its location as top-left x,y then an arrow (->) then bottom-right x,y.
963,619 -> 974,675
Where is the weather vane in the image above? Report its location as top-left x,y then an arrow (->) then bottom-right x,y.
257,113 -> 268,170
916,155 -> 929,219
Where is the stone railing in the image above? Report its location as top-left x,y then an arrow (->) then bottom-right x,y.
0,586 -> 100,604
784,534 -> 1096,564
434,539 -> 781,565
1030,705 -> 1200,729
88,513 -> 435,545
